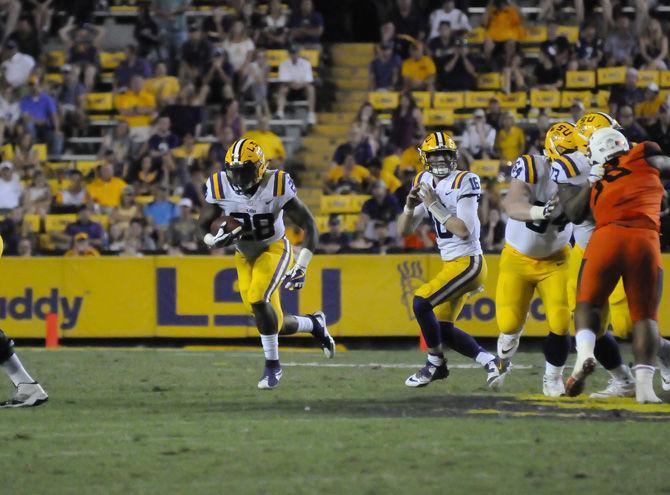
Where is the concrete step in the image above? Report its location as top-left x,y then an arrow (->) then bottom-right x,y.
318,112 -> 356,125
330,43 -> 375,58
333,100 -> 365,112
301,135 -> 339,151
332,66 -> 369,79
296,150 -> 334,166
334,77 -> 369,90
331,53 -> 372,67
311,124 -> 350,137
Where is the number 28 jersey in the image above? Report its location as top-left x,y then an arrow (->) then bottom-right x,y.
414,170 -> 483,261
205,169 -> 296,259
506,154 -> 573,258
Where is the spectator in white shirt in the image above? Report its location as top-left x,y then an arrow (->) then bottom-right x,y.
222,20 -> 255,80
1,39 -> 35,88
0,85 -> 20,145
428,0 -> 471,39
460,108 -> 496,165
0,161 -> 22,212
276,43 -> 316,125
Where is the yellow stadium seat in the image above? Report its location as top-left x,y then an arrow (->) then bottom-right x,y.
466,27 -> 485,44
556,25 -> 579,43
423,108 -> 454,126
523,26 -> 547,43
433,92 -> 464,109
661,71 -> 670,88
596,90 -> 610,109
266,49 -> 288,67
530,89 -> 560,108
637,70 -> 660,88
465,91 -> 497,108
320,194 -> 371,214
193,143 -> 210,156
100,51 -> 126,70
45,214 -> 77,232
91,214 -> 110,229
46,162 -> 74,172
135,195 -> 154,205
477,73 -> 501,90
45,73 -> 64,84
47,179 -> 71,194
110,5 -> 138,12
22,214 -> 41,232
85,93 -> 114,112
76,161 -> 103,175
34,144 -> 47,161
470,160 -> 499,178
300,49 -> 320,68
1,143 -> 13,160
368,91 -> 399,110
341,214 -> 359,232
411,91 -> 431,109
565,70 -> 596,89
597,67 -> 626,86
47,50 -> 65,69
497,91 -> 527,109
561,90 -> 592,108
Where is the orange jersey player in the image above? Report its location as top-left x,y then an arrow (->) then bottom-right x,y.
566,128 -> 670,403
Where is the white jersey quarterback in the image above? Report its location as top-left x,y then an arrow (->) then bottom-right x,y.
413,169 -> 483,260
550,151 -> 593,249
506,154 -> 573,258
205,169 -> 296,259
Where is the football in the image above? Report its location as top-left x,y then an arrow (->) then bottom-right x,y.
210,215 -> 242,235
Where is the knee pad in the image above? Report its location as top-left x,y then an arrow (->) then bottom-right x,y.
412,296 -> 433,319
546,307 -> 571,336
0,329 -> 15,363
496,308 -> 525,335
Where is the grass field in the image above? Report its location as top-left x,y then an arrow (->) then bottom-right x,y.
1,346 -> 669,495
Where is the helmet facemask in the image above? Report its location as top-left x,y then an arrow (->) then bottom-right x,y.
425,149 -> 458,178
226,161 -> 261,194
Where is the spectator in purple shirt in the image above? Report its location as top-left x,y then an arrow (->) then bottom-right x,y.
289,0 -> 324,45
332,123 -> 374,167
145,115 -> 179,182
180,23 -> 212,82
369,42 -> 402,90
61,206 -> 106,249
19,75 -> 63,155
115,44 -> 152,89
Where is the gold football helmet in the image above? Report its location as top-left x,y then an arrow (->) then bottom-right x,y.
224,138 -> 267,194
544,122 -> 577,161
417,131 -> 458,178
574,112 -> 621,153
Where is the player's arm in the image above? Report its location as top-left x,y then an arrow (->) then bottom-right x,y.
282,196 -> 318,290
197,202 -> 220,232
503,179 -> 556,221
418,183 -> 471,239
557,182 -> 591,224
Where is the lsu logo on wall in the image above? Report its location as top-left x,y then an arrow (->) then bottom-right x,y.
397,261 -> 426,321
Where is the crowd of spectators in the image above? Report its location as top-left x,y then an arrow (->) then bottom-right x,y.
0,0 -> 325,257
320,0 -> 670,254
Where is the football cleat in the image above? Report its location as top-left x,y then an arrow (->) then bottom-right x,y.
486,357 -> 509,391
590,378 -> 635,399
542,374 -> 565,397
0,382 -> 48,408
312,311 -> 335,359
405,361 -> 449,388
565,357 -> 596,397
658,341 -> 670,391
497,331 -> 521,360
257,365 -> 283,390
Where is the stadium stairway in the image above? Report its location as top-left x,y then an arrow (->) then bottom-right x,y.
296,43 -> 375,213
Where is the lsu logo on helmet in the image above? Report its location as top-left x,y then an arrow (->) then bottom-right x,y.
224,139 -> 267,194
418,131 -> 458,178
544,122 -> 576,161
574,112 -> 621,153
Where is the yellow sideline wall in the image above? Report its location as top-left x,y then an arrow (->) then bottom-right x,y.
1,255 -> 668,338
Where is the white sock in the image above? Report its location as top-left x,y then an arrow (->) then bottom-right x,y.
476,351 -> 495,366
633,364 -> 657,399
608,364 -> 633,382
575,329 -> 596,357
427,353 -> 444,366
2,355 -> 35,386
260,334 -> 279,361
545,362 -> 564,377
294,316 -> 314,334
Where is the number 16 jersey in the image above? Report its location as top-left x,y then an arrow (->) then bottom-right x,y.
205,169 -> 297,259
506,154 -> 573,258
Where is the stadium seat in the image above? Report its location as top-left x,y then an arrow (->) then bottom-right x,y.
523,26 -> 547,43
45,73 -> 63,84
85,93 -> 114,112
661,71 -> 670,88
560,90 -> 592,108
433,92 -> 464,109
100,52 -> 127,70
530,89 -> 560,108
411,91 -> 431,109
46,162 -> 74,172
466,27 -> 485,44
34,144 -> 47,161
464,91 -> 497,109
556,25 -> 579,43
47,179 -> 71,194
265,49 -> 320,68
597,67 -> 626,86
135,195 -> 154,205
91,214 -> 110,229
637,70 -> 660,88
596,90 -> 611,109
47,50 -> 65,69
469,159 -> 499,178
1,143 -> 12,160
76,161 -> 103,175
320,195 -> 371,214
315,214 -> 358,233
423,108 -> 454,126
565,70 -> 596,89
368,92 -> 399,110
45,214 -> 77,232
497,91 -> 527,109
477,73 -> 501,90
22,214 -> 41,232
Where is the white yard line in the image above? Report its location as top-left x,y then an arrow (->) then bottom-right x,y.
246,362 -> 534,370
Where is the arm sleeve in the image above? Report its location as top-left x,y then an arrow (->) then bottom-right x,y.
457,196 -> 479,235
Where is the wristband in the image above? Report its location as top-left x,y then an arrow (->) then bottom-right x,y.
529,205 -> 546,221
295,248 -> 313,268
427,200 -> 452,225
403,205 -> 414,215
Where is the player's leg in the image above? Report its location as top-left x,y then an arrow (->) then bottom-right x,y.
405,255 -> 486,387
569,229 -> 623,397
281,313 -> 335,358
536,259 -> 571,397
0,329 -> 48,408
495,246 -> 535,362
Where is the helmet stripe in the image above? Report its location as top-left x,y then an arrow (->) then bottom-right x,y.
232,139 -> 246,162
434,131 -> 444,147
597,112 -> 615,125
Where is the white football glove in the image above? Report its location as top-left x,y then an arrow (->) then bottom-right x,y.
283,248 -> 313,291
588,163 -> 605,185
529,197 -> 558,221
203,223 -> 242,248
